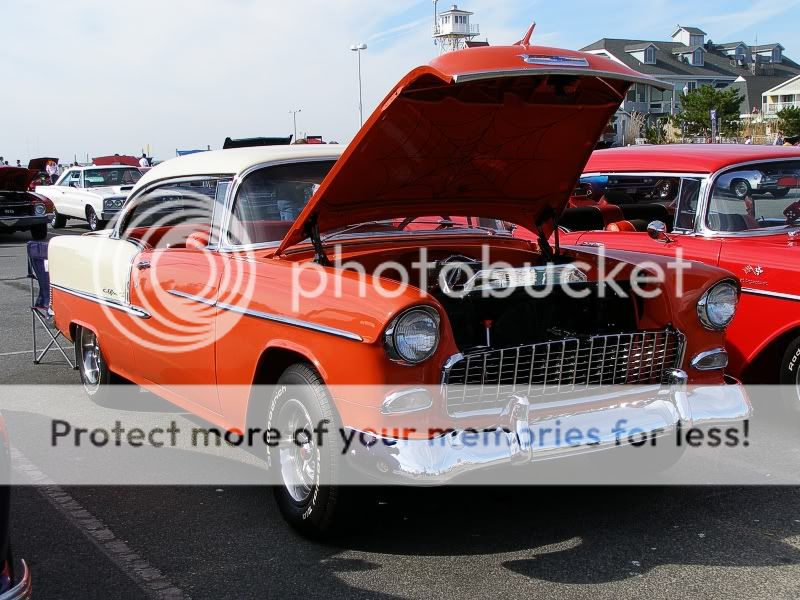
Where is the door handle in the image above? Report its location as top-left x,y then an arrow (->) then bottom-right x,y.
136,261 -> 151,270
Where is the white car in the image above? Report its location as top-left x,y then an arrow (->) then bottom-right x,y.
36,165 -> 143,231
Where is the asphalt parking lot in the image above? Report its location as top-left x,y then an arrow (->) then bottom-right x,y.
1,226 -> 800,599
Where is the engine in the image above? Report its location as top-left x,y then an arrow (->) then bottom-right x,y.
427,255 -> 638,353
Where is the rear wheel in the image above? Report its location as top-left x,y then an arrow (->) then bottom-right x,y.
50,210 -> 67,229
779,337 -> 800,414
30,224 -> 47,240
86,206 -> 106,231
74,326 -> 112,397
267,364 -> 343,538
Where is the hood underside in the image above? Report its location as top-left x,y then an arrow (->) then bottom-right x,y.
0,167 -> 37,192
277,44 -> 667,254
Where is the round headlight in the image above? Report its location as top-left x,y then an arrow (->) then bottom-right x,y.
114,198 -> 124,208
698,281 -> 739,330
33,203 -> 46,215
104,198 -> 114,208
385,307 -> 440,364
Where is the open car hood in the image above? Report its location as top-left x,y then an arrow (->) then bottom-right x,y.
27,157 -> 58,172
0,167 -> 37,192
276,42 -> 667,253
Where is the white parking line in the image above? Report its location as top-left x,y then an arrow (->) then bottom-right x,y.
0,351 -> 31,357
11,447 -> 189,600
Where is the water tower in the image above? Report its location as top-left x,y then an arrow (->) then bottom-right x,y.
433,2 -> 479,54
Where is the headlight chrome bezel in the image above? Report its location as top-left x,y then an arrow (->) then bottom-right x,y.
384,306 -> 441,365
697,280 -> 739,331
33,203 -> 46,215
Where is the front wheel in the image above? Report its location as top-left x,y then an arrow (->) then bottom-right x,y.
779,337 -> 800,414
30,224 -> 47,240
51,210 -> 67,229
86,206 -> 106,231
267,364 -> 343,538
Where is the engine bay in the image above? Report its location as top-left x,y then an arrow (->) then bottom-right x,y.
426,254 -> 639,352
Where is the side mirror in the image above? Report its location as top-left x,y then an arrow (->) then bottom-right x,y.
647,220 -> 672,243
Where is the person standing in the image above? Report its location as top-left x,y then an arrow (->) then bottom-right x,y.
45,160 -> 59,184
744,136 -> 752,145
139,153 -> 150,168
15,159 -> 21,167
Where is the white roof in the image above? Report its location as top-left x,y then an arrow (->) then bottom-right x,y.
762,74 -> 800,96
133,145 -> 346,192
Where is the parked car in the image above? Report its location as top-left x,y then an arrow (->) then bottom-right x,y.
0,166 -> 53,240
47,43 -> 750,535
558,144 -> 800,408
0,415 -> 33,599
35,165 -> 142,231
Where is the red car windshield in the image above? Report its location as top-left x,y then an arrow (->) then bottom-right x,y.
708,159 -> 800,232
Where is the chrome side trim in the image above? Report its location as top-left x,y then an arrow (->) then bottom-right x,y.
215,302 -> 363,342
51,284 -> 150,319
741,287 -> 800,302
166,289 -> 217,306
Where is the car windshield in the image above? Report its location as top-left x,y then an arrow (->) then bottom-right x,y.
707,159 -> 800,232
83,168 -> 142,188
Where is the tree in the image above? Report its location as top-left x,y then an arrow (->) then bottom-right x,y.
673,85 -> 744,137
776,106 -> 800,137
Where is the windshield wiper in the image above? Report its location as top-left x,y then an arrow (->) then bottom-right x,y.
320,220 -> 391,242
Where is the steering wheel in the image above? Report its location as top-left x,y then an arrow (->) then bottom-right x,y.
397,216 -> 455,231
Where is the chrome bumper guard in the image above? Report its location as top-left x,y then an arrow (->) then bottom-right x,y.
347,370 -> 751,483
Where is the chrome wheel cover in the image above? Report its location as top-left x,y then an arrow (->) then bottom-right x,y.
80,329 -> 101,392
276,398 -> 319,503
88,210 -> 98,230
734,181 -> 749,197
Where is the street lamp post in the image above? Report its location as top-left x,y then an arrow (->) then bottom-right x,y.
289,109 -> 301,142
350,43 -> 367,127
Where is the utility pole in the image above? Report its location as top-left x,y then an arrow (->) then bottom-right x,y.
289,109 -> 301,141
350,43 -> 367,127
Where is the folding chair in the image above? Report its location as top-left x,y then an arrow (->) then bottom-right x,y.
26,241 -> 75,368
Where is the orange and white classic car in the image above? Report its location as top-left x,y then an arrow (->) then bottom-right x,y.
48,41 -> 750,535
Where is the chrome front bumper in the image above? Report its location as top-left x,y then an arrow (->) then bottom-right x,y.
346,371 -> 752,483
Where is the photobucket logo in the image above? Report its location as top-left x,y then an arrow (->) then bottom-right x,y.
90,192 -> 255,354
290,245 -> 693,311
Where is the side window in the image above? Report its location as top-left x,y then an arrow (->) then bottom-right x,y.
121,179 -> 224,249
227,160 -> 335,246
673,178 -> 701,231
56,170 -> 73,186
65,171 -> 81,187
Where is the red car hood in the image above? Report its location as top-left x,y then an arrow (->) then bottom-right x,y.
277,43 -> 666,254
0,167 -> 37,192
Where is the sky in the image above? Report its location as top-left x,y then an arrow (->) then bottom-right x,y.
2,0 -> 799,164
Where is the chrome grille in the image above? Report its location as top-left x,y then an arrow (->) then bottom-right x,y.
442,330 -> 683,415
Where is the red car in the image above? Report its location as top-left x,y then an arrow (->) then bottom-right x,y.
0,166 -> 53,240
558,145 -> 800,408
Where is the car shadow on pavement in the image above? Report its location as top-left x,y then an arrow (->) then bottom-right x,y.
329,485 -> 800,584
